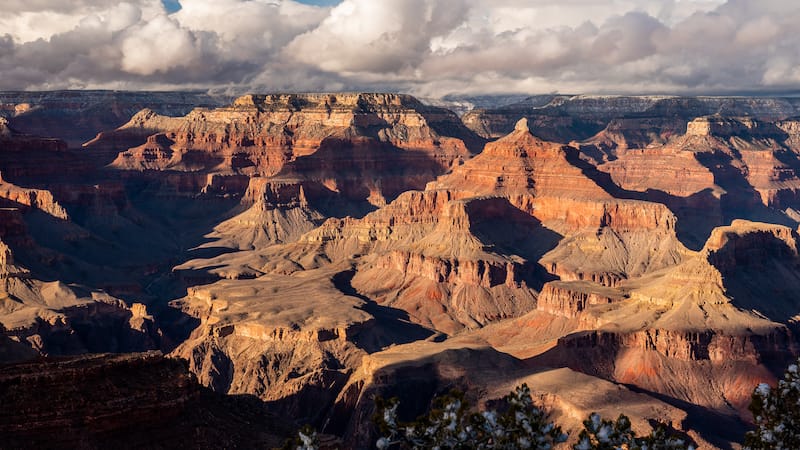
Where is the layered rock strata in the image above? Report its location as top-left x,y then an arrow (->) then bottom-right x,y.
5,92 -> 800,449
0,351 -> 290,448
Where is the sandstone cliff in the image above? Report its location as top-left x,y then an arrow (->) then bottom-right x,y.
0,90 -> 229,147
202,178 -> 326,250
327,338 -> 711,449
183,119 -> 690,334
82,94 -> 483,251
168,117 -> 709,445
170,265 -> 433,424
92,93 -> 478,179
0,351 -> 291,448
6,92 -> 800,449
463,95 -> 800,142
473,220 -> 800,436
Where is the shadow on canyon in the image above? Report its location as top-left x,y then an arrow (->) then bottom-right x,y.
0,352 -> 294,449
466,197 -> 562,290
332,269 -> 438,352
622,383 -> 743,450
711,230 -> 800,324
565,147 -> 800,251
0,126 -> 469,358
524,337 -> 750,449
320,345 -> 521,446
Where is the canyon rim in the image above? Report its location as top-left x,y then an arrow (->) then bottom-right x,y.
4,1 -> 800,449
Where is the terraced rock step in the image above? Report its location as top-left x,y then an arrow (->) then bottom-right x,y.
0,351 -> 291,449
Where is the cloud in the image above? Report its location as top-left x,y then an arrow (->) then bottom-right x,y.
120,15 -> 205,75
0,0 -> 327,89
286,0 -> 470,73
0,0 -> 799,96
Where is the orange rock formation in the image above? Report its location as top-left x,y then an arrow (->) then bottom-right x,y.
5,93 -> 800,448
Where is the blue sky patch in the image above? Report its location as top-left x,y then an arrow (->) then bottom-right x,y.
161,0 -> 341,13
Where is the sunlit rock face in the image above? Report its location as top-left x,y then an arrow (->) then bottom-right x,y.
5,92 -> 800,448
0,90 -> 230,147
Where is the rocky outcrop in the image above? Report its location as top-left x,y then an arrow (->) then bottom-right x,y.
327,339 -> 708,449
557,328 -> 785,365
93,93 -> 478,178
598,148 -> 717,197
545,325 -> 791,416
704,220 -> 798,269
0,179 -> 69,220
0,240 -> 12,275
1,90 -> 229,147
428,118 -> 607,199
329,341 -> 524,447
0,119 -> 89,184
87,102 -> 800,447
536,281 -> 623,319
582,114 -> 800,258
463,95 -> 800,142
512,220 -> 800,424
86,94 -> 480,220
205,178 -> 326,249
0,351 -> 290,448
684,116 -> 780,138
0,238 -> 27,281
579,118 -> 687,159
169,267 -> 432,424
111,133 -> 175,170
0,279 -> 162,358
540,217 -> 687,289
429,119 -> 680,234
0,235 -> 162,359
242,119 -> 689,332
6,91 -> 800,448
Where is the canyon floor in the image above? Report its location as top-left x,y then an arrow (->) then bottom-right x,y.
3,92 -> 800,448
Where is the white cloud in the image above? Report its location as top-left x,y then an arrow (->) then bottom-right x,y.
1,0 -> 164,42
120,15 -> 203,75
286,0 -> 470,73
174,0 -> 325,52
0,0 -> 799,96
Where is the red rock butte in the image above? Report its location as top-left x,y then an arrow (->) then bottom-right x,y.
3,92 -> 800,448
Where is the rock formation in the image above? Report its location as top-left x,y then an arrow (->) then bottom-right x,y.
463,95 -> 800,142
4,92 -> 800,448
205,178 -> 326,249
84,93 -> 484,254
467,218 -> 800,445
0,351 -> 291,448
91,93 -> 478,178
172,114 -> 753,446
170,264 -> 434,424
329,339 -> 713,448
0,239 -> 162,359
0,90 -> 230,146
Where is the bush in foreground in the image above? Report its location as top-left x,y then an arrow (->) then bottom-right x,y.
374,384 -> 692,450
745,357 -> 800,449
374,384 -> 566,449
286,384 -> 698,449
574,413 -> 693,450
287,356 -> 800,449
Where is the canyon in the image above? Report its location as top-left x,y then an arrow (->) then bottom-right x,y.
2,92 -> 800,448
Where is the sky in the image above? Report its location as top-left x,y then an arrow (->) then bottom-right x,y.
1,0 -> 799,97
